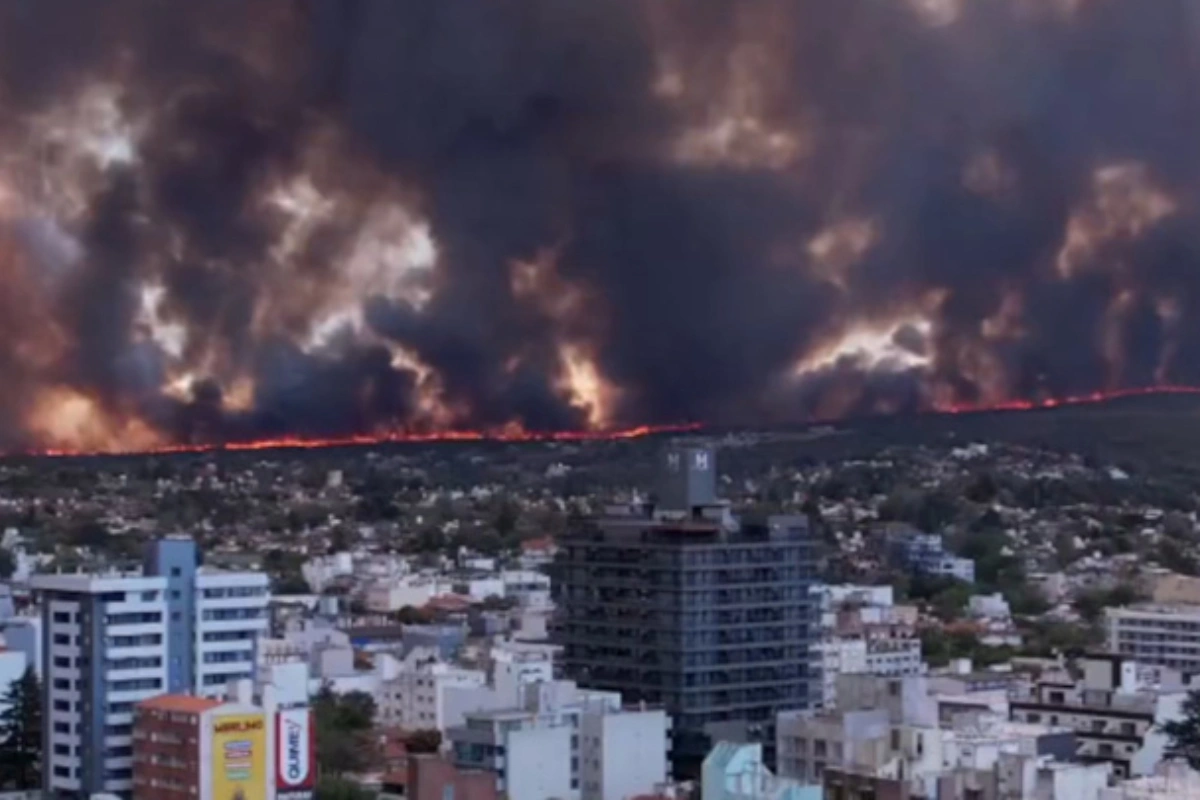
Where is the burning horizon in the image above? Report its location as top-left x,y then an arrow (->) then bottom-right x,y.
2,1 -> 1200,453
21,384 -> 1200,461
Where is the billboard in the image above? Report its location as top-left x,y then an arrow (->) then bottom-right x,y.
211,712 -> 267,800
276,708 -> 316,791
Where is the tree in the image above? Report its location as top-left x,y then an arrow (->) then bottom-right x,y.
405,728 -> 442,754
393,605 -> 433,625
313,687 -> 377,777
492,498 -> 520,541
66,519 -> 109,549
0,665 -> 41,789
1162,688 -> 1200,769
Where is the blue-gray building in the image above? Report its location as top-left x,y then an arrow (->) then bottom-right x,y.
554,446 -> 820,776
885,528 -> 976,584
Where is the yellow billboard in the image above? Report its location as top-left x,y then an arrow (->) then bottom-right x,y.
211,712 -> 267,800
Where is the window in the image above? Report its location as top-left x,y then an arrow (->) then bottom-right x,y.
53,657 -> 70,669
105,612 -> 162,626
170,568 -> 181,577
1049,691 -> 1065,704
1098,743 -> 1114,757
53,634 -> 70,645
1121,722 -> 1136,736
53,722 -> 70,734
53,612 -> 71,624
890,729 -> 901,750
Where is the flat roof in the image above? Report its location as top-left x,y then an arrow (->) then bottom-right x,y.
138,694 -> 221,714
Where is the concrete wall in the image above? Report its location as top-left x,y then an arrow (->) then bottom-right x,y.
508,725 -> 573,800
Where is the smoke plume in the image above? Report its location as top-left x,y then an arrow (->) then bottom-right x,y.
0,0 -> 1198,451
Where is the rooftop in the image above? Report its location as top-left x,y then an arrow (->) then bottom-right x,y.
1111,603 -> 1200,616
138,694 -> 221,714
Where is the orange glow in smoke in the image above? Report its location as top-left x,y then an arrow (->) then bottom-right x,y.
19,384 -> 1200,460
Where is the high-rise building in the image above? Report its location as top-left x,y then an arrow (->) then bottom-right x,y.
554,446 -> 820,775
32,537 -> 270,798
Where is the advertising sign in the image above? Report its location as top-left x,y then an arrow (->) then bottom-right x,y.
276,708 -> 316,791
212,712 -> 267,800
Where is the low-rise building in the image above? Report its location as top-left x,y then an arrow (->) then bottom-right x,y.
132,682 -> 316,800
1100,760 -> 1200,799
447,679 -> 670,800
132,694 -> 221,800
703,741 -> 821,800
1008,654 -> 1186,780
885,530 -> 975,583
377,646 -> 487,730
403,753 -> 499,800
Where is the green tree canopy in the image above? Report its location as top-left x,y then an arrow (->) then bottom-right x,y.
0,665 -> 41,789
313,687 -> 377,777
1162,689 -> 1200,770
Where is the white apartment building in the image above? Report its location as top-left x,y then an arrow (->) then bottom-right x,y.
865,635 -> 923,677
448,679 -> 670,800
377,646 -> 487,729
500,569 -> 552,607
36,573 -> 169,797
194,569 -> 270,697
811,584 -> 922,709
32,537 -> 270,797
1107,603 -> 1200,673
579,699 -> 671,800
815,639 -> 868,708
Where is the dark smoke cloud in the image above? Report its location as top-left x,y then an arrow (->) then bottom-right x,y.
0,0 -> 1198,449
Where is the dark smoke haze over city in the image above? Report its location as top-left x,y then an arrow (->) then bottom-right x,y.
0,0 -> 1197,453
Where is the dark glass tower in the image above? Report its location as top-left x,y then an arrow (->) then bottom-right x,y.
554,446 -> 819,776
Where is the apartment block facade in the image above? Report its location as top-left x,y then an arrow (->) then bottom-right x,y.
555,447 -> 819,774
1106,603 -> 1200,673
33,537 -> 269,798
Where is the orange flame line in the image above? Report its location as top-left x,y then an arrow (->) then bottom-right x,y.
19,422 -> 704,459
931,384 -> 1200,415
13,384 -> 1200,460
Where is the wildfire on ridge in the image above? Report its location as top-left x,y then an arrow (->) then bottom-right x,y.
19,422 -> 705,460
19,385 -> 1200,461
931,385 -> 1200,415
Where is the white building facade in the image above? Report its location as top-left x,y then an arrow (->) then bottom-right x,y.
1107,603 -> 1200,673
32,537 -> 270,797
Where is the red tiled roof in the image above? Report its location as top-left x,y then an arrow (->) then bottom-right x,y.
425,593 -> 472,611
521,536 -> 556,552
138,694 -> 221,714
